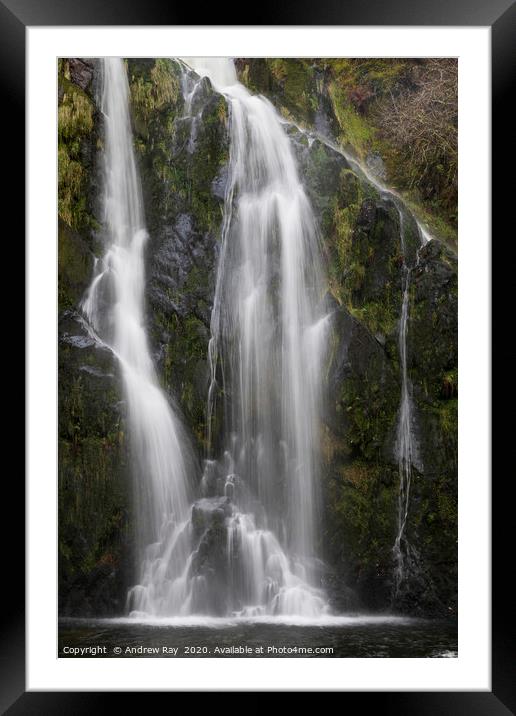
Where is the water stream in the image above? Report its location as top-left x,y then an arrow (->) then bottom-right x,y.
81,58 -> 195,615
392,209 -> 423,596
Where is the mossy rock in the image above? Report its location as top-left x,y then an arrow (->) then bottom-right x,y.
237,58 -> 317,125
58,62 -> 99,232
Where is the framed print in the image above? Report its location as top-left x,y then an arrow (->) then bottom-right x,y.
8,0 -> 509,708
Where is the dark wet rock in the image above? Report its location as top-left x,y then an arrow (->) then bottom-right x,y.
58,308 -> 132,618
326,305 -> 399,449
211,165 -> 228,200
69,58 -> 94,91
80,364 -> 114,378
189,499 -> 231,616
191,497 -> 233,536
375,332 -> 386,346
366,151 -> 387,181
296,137 -> 349,221
62,333 -> 95,349
188,75 -> 216,116
409,239 -> 458,473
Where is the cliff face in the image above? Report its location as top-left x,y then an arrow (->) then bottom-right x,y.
58,58 -> 457,617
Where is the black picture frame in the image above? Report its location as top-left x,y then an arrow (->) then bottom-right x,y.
7,0 -> 508,709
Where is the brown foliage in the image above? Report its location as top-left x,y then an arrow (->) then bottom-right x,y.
374,59 -> 458,218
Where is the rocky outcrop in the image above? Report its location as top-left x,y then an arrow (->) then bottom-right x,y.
68,58 -> 94,92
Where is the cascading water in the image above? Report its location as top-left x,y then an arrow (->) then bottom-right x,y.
392,208 -> 424,597
185,58 -> 330,616
81,58 -> 194,615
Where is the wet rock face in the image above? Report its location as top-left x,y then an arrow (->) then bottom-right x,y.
320,305 -> 398,609
319,240 -> 457,614
191,497 -> 232,535
408,239 -> 458,479
187,497 -> 231,615
58,310 -> 133,617
401,239 -> 457,616
326,306 -> 399,448
148,213 -> 216,328
68,59 -> 94,91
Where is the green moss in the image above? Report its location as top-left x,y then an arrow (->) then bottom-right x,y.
57,62 -> 99,316
328,80 -> 376,159
438,398 -> 458,436
349,299 -> 398,337
58,84 -> 94,140
58,147 -> 87,229
401,193 -> 458,252
339,367 -> 398,461
58,219 -> 92,310
267,59 -> 315,122
328,195 -> 402,341
437,485 -> 457,525
59,435 -> 129,579
325,456 -> 397,573
129,60 -> 227,236
442,369 -> 458,399
188,95 -> 229,222
236,58 -> 316,124
325,169 -> 367,303
58,73 -> 96,231
129,58 -> 180,131
155,307 -> 210,447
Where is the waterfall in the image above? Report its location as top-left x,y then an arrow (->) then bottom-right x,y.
186,58 -> 330,616
81,58 -> 194,615
392,208 -> 424,597
83,57 -> 329,618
